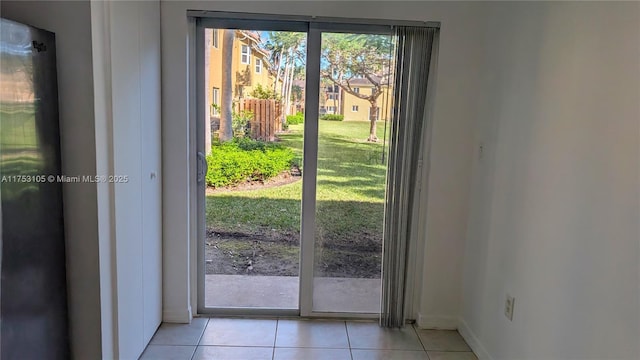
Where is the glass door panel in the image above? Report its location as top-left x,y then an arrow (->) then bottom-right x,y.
203,27 -> 306,310
311,32 -> 394,313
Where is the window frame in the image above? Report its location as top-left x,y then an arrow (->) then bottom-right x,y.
212,28 -> 219,48
193,11 -> 440,319
212,87 -> 220,115
351,105 -> 359,112
255,58 -> 262,73
241,44 -> 251,64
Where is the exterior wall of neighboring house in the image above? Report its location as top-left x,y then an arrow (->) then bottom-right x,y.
323,86 -> 341,115
341,85 -> 392,121
207,29 -> 275,112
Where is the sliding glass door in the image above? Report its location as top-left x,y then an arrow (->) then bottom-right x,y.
196,17 -> 396,317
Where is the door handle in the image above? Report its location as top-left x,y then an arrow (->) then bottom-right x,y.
197,151 -> 207,184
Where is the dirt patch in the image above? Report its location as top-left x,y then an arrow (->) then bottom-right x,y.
205,228 -> 300,276
205,227 -> 381,278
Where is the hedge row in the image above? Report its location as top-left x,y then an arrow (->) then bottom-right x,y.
206,138 -> 294,188
286,112 -> 304,125
320,114 -> 344,121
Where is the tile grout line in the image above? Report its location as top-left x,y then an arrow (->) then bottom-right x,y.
413,324 -> 434,359
272,319 -> 279,360
190,318 -> 210,360
344,321 -> 354,360
411,323 -> 428,352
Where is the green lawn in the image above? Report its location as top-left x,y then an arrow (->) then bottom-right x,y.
205,120 -> 391,277
206,120 -> 389,234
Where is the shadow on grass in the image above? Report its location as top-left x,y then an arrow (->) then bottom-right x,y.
206,197 -> 383,278
205,120 -> 390,278
206,197 -> 383,243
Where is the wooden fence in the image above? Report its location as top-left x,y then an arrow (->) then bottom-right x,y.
235,99 -> 282,141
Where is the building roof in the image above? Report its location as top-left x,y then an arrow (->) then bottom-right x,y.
345,75 -> 390,86
236,30 -> 272,68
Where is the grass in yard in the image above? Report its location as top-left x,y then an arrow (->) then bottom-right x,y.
205,120 -> 391,277
206,120 -> 389,234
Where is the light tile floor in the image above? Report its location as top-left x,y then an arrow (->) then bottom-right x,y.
140,318 -> 478,360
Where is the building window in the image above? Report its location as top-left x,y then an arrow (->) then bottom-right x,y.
212,29 -> 219,48
353,87 -> 360,93
328,93 -> 336,100
255,58 -> 262,74
352,105 -> 359,112
327,106 -> 336,113
212,88 -> 220,115
241,45 -> 250,64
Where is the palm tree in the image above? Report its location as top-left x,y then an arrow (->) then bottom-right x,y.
204,29 -> 212,153
219,29 -> 234,141
264,32 -> 305,120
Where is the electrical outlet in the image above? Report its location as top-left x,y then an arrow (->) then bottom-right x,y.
504,294 -> 515,321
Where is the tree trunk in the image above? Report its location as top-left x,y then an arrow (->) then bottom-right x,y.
368,103 -> 378,142
285,57 -> 295,116
273,46 -> 284,92
219,29 -> 234,141
204,30 -> 212,153
281,54 -> 290,124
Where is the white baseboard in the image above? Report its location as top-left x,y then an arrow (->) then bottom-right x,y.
458,319 -> 494,360
162,306 -> 192,323
416,314 -> 459,329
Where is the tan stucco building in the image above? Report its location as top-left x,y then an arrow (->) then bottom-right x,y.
206,29 -> 276,113
323,78 -> 392,121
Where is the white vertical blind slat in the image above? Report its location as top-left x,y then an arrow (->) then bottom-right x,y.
380,27 -> 437,328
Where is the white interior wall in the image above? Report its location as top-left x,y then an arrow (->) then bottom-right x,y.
460,2 -> 640,360
160,0 -> 485,324
90,1 -> 117,357
2,1 -> 163,358
0,2 -> 102,359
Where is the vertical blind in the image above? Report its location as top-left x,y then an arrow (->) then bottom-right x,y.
380,26 -> 437,328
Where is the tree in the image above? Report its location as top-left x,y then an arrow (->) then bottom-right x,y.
321,33 -> 394,142
219,29 -> 235,141
204,30 -> 212,153
264,32 -> 306,120
248,84 -> 280,100
291,84 -> 303,112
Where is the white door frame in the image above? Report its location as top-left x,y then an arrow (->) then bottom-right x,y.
193,11 -> 435,318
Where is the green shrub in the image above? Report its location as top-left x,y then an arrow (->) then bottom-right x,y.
206,139 -> 294,188
286,112 -> 304,125
320,114 -> 344,121
248,84 -> 281,100
232,109 -> 254,136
